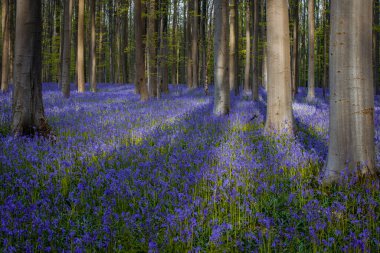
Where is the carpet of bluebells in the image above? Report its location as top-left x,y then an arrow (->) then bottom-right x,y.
0,83 -> 379,252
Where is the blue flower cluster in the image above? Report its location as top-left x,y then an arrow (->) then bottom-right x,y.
0,84 -> 379,252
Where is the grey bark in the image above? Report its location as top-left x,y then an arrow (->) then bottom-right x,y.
323,0 -> 377,184
252,0 -> 259,101
213,0 -> 230,115
307,0 -> 315,101
192,0 -> 199,88
265,0 -> 294,135
12,0 -> 50,136
90,0 -> 96,92
61,0 -> 73,98
244,0 -> 251,95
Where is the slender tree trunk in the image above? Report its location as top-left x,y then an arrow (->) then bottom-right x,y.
229,0 -> 239,94
307,0 -> 315,101
186,0 -> 193,88
214,0 -> 230,115
1,0 -> 9,93
61,0 -> 73,98
135,0 -> 148,101
171,0 -> 178,85
323,0 -> 377,184
200,0 -> 208,89
252,0 -> 259,101
322,0 -> 329,98
191,0 -> 199,88
77,0 -> 85,92
12,0 -> 50,136
90,0 -> 96,92
291,0 -> 299,97
147,0 -> 157,97
265,0 -> 294,135
244,0 -> 251,95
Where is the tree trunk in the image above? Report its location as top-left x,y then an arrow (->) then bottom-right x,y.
90,0 -> 96,92
147,0 -> 157,97
307,0 -> 315,101
171,0 -> 178,85
322,0 -> 329,98
186,0 -> 193,88
265,0 -> 294,135
135,0 -> 149,101
77,0 -> 85,92
323,0 -> 377,184
61,0 -> 73,98
244,0 -> 251,95
213,0 -> 230,115
252,0 -> 259,101
1,0 -> 10,93
374,0 -> 380,95
291,0 -> 299,97
229,0 -> 239,95
191,0 -> 199,89
12,0 -> 50,136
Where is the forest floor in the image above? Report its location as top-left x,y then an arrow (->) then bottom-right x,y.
0,84 -> 379,252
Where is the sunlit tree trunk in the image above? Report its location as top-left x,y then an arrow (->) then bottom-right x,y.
186,0 -> 193,89
77,0 -> 85,92
323,0 -> 377,184
244,0 -> 251,95
265,0 -> 294,135
307,0 -> 315,101
213,0 -> 230,115
135,0 -> 148,101
12,0 -> 50,136
1,0 -> 9,93
229,0 -> 239,95
252,0 -> 259,101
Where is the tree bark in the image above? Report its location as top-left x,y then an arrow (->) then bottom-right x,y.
323,0 -> 377,184
61,0 -> 73,98
191,0 -> 199,88
265,0 -> 294,135
291,0 -> 299,97
307,0 -> 315,101
213,0 -> 230,115
135,0 -> 149,101
229,0 -> 239,95
147,0 -> 157,97
186,0 -> 193,88
90,0 -> 96,92
244,0 -> 251,95
12,0 -> 50,136
252,0 -> 259,101
77,0 -> 85,92
1,0 -> 9,93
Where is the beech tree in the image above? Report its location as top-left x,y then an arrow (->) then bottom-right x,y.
77,0 -> 85,93
244,0 -> 251,95
265,0 -> 294,135
213,0 -> 230,115
61,0 -> 73,98
12,0 -> 50,136
229,0 -> 239,95
307,0 -> 315,101
323,0 -> 377,184
1,0 -> 10,93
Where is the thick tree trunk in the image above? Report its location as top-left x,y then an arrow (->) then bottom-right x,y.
77,0 -> 85,92
135,0 -> 149,101
1,0 -> 9,93
12,0 -> 50,136
374,0 -> 380,95
244,0 -> 251,95
90,0 -> 96,92
252,0 -> 259,101
229,0 -> 239,94
307,0 -> 315,101
213,0 -> 230,115
265,0 -> 294,135
61,0 -> 73,98
323,0 -> 377,184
